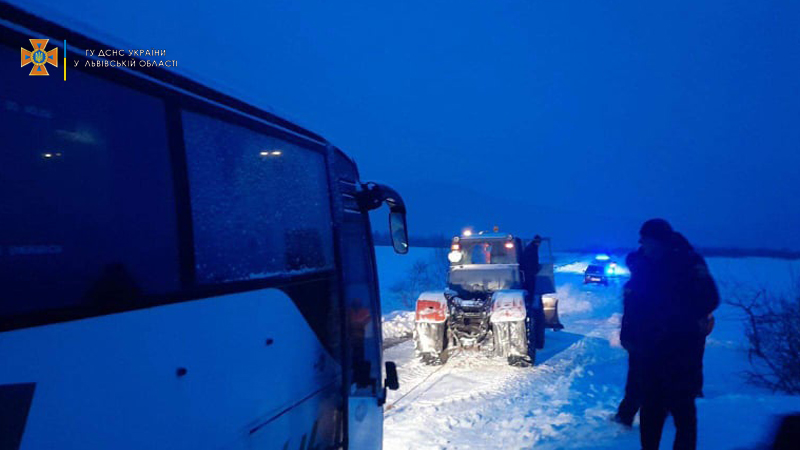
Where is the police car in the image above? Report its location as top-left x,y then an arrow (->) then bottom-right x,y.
583,255 -> 622,286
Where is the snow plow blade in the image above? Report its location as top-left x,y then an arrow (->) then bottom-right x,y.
542,294 -> 564,330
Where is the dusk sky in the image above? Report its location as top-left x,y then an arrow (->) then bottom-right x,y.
19,0 -> 800,249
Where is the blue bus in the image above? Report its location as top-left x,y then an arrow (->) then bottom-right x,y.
0,3 -> 407,449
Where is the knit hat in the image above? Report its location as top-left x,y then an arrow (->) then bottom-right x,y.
639,218 -> 674,242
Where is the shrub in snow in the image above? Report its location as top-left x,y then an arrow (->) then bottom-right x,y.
729,281 -> 800,395
390,247 -> 449,309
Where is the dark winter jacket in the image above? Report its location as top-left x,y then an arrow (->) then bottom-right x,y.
620,232 -> 719,398
520,240 -> 540,294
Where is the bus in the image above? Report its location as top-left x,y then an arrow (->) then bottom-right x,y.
0,3 -> 407,449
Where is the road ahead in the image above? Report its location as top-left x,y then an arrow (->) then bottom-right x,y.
379,253 -> 800,450
382,267 -> 636,450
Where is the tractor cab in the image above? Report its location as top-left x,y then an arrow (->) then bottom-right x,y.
447,232 -> 525,298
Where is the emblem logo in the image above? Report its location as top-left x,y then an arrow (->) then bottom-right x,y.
21,39 -> 59,76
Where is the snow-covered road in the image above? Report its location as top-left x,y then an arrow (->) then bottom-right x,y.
382,273 -> 638,450
377,248 -> 800,450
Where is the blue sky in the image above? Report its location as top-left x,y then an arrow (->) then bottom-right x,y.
20,0 -> 800,249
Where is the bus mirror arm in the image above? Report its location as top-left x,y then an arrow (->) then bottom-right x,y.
357,182 -> 406,214
359,182 -> 409,254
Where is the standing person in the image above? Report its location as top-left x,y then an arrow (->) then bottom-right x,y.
616,230 -> 716,428
520,235 -> 543,360
614,262 -> 644,427
620,219 -> 719,450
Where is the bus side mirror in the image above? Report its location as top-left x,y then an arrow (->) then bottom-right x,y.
389,212 -> 409,255
385,361 -> 400,390
358,182 -> 409,255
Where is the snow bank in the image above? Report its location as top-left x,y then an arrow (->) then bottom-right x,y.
382,311 -> 415,341
556,260 -> 590,274
554,283 -> 594,315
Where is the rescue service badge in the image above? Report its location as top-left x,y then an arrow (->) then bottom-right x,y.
21,39 -> 58,76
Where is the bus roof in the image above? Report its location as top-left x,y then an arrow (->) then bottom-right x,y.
1,1 -> 329,146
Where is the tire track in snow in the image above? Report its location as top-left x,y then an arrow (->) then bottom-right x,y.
384,335 -> 603,449
384,275 -> 636,450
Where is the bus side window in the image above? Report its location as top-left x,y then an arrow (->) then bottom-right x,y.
0,42 -> 179,320
181,111 -> 334,283
284,229 -> 325,271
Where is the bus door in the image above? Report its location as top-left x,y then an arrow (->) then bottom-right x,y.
337,181 -> 385,449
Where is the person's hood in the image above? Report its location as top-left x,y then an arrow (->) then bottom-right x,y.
671,232 -> 694,251
627,232 -> 699,274
626,249 -> 645,273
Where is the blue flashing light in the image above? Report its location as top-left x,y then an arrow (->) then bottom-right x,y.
595,254 -> 611,261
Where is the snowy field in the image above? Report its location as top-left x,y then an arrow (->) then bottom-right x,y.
375,246 -> 800,450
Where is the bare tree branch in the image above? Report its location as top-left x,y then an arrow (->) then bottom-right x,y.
728,283 -> 800,394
